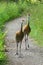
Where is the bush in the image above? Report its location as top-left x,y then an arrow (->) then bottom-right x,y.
18,1 -> 28,13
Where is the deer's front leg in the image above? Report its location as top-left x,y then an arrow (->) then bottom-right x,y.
19,42 -> 22,58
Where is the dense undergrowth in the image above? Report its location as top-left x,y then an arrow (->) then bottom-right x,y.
0,0 -> 43,64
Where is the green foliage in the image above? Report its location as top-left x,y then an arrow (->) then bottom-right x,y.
0,2 -> 20,23
29,3 -> 43,46
18,1 -> 28,13
0,52 -> 7,65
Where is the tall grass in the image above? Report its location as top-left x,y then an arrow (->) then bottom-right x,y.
0,1 -> 19,63
29,4 -> 43,46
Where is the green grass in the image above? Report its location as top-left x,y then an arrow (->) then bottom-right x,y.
29,4 -> 43,46
0,2 -> 6,14
0,1 -> 20,64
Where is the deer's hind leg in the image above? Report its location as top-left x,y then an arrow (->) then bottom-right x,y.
25,34 -> 29,50
15,42 -> 18,55
27,34 -> 29,48
25,35 -> 27,50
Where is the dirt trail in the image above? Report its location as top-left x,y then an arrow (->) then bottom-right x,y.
5,17 -> 43,65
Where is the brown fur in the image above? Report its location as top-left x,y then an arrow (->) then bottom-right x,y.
16,22 -> 24,43
23,24 -> 31,36
16,30 -> 24,43
15,22 -> 24,56
22,20 -> 31,49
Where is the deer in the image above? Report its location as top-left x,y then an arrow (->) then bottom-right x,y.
15,20 -> 24,57
23,13 -> 31,50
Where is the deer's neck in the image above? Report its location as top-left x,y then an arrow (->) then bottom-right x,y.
21,23 -> 23,32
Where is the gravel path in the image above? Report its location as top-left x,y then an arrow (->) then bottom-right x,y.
5,17 -> 43,65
